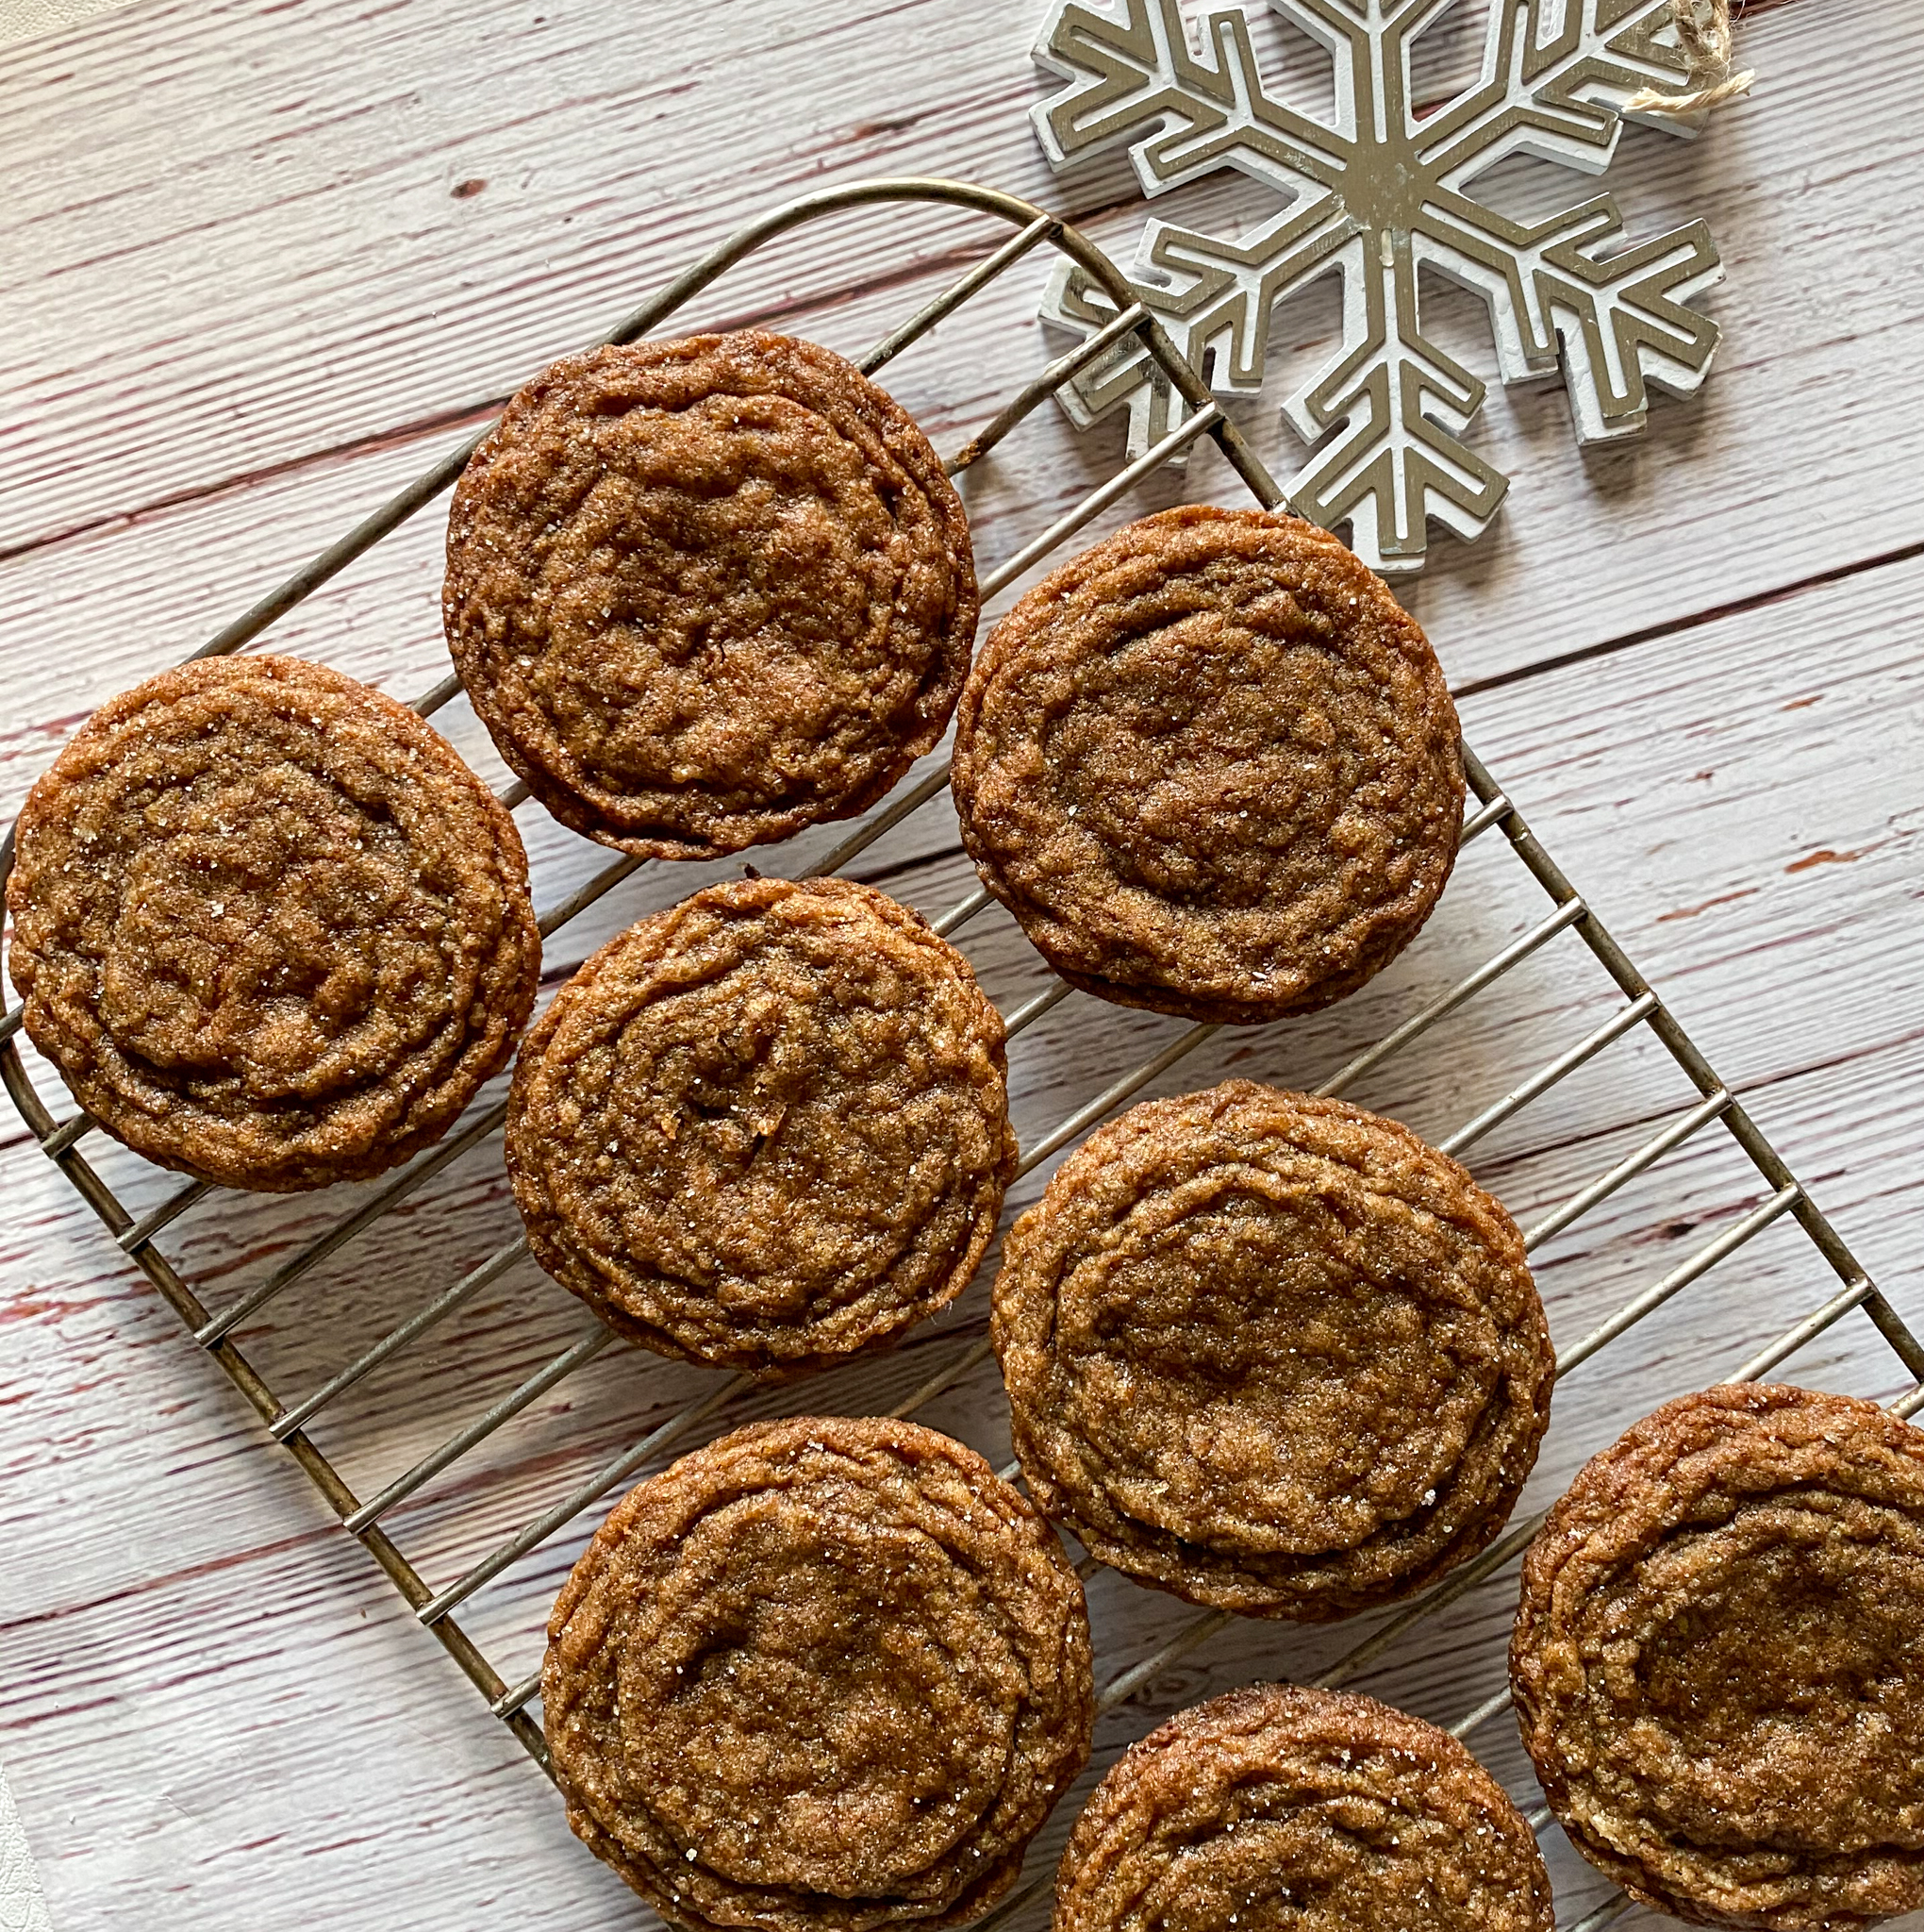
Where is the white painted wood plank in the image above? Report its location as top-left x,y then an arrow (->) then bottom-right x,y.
0,0 -> 1920,699
5,2 -> 1923,1924
4,536 -> 1921,1929
3,1039 -> 1917,1932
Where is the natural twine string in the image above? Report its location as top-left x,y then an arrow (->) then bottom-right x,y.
1627,0 -> 1755,115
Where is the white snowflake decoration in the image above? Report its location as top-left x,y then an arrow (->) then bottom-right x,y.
1031,0 -> 1725,573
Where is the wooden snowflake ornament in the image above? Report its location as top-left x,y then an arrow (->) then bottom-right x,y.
1032,0 -> 1728,574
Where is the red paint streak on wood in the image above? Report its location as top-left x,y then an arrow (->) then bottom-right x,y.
1657,886 -> 1762,923
1787,846 -> 1868,873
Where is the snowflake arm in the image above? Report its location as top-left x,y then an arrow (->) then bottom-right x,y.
1032,0 -> 1351,199
1416,186 -> 1721,434
1418,0 -> 1700,185
1281,0 -> 1452,147
1027,0 -> 1731,574
1285,230 -> 1507,572
1039,192 -> 1358,457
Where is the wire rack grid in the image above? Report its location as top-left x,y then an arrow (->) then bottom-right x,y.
4,176 -> 1921,1932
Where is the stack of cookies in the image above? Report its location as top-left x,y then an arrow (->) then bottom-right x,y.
11,325 -> 1920,1932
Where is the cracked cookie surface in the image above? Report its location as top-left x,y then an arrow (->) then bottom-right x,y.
1513,1383 -> 1924,1930
6,654 -> 539,1191
544,1415 -> 1093,1932
444,329 -> 977,858
1052,1683 -> 1553,1932
994,1081 -> 1551,1618
951,506 -> 1461,1023
506,875 -> 1015,1374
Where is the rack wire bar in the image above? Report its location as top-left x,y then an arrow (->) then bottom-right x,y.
800,760 -> 956,880
493,1667 -> 545,1721
1449,1684 -> 1517,1742
1095,1609 -> 1236,1718
117,1175 -> 212,1253
932,883 -> 991,938
194,1095 -> 514,1345
3,177 -> 1920,1932
1521,1087 -> 1733,1253
1457,791 -> 1512,842
976,403 -> 1222,605
1552,1184 -> 1802,1379
1731,1275 -> 1875,1386
859,213 -> 1055,376
38,1111 -> 95,1158
343,1326 -> 620,1535
1321,1516 -> 1550,1700
1435,992 -> 1659,1158
1311,898 -> 1586,1102
537,852 -> 647,941
1016,1023 -> 1220,1182
417,1372 -> 750,1625
948,302 -> 1149,475
1570,1895 -> 1634,1932
411,669 -> 465,717
1003,977 -> 1074,1041
269,1232 -> 531,1440
889,1335 -> 996,1422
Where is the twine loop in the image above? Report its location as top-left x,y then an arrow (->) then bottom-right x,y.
1628,0 -> 1755,116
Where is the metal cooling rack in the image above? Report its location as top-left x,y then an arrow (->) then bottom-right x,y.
4,177 -> 1921,1932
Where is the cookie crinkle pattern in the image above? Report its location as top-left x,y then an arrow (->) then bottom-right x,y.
506,875 -> 1015,1374
543,1416 -> 1093,1932
952,506 -> 1463,1024
1052,1683 -> 1553,1932
1513,1383 -> 1924,1930
995,1082 -> 1552,1619
444,329 -> 977,859
5,654 -> 539,1191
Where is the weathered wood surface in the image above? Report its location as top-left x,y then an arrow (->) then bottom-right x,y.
2,0 -> 1922,1925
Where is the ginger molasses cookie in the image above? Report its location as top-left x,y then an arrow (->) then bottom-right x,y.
443,329 -> 977,858
544,1415 -> 1094,1932
1513,1384 -> 1924,1931
995,1081 -> 1552,1619
506,875 -> 1015,1374
5,655 -> 539,1192
951,505 -> 1462,1024
1053,1684 -> 1553,1932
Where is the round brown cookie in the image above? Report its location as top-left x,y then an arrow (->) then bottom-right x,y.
506,875 -> 1015,1374
994,1081 -> 1552,1619
5,654 -> 539,1192
1053,1683 -> 1553,1932
544,1415 -> 1094,1932
1512,1383 -> 1924,1931
443,329 -> 977,859
951,505 -> 1462,1024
